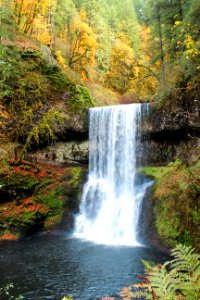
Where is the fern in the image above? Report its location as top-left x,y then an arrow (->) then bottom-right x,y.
147,244 -> 200,300
170,244 -> 200,300
121,244 -> 200,300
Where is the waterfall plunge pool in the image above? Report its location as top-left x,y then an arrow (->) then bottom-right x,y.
0,234 -> 168,300
0,104 -> 168,299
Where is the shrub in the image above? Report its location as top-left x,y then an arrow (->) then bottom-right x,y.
69,84 -> 93,108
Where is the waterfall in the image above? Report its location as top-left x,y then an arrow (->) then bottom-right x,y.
74,104 -> 151,246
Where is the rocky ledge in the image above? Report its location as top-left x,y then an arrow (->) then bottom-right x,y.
141,102 -> 200,165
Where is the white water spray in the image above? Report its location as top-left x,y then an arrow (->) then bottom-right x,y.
74,104 -> 150,246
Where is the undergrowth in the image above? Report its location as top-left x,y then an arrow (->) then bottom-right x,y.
0,44 -> 93,157
143,159 -> 200,249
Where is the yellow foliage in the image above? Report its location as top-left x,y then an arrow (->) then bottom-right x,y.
183,34 -> 199,60
106,38 -> 136,91
67,15 -> 97,76
55,50 -> 67,70
175,20 -> 182,26
79,9 -> 87,22
13,0 -> 56,39
0,105 -> 9,132
111,38 -> 134,67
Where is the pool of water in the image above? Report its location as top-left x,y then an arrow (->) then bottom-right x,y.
0,233 -> 167,300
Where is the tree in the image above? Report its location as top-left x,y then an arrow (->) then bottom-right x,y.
106,38 -> 135,92
53,0 -> 77,39
0,0 -> 16,44
145,0 -> 166,84
67,13 -> 97,80
13,0 -> 56,36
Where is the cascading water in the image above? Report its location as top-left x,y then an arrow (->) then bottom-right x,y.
74,104 -> 151,246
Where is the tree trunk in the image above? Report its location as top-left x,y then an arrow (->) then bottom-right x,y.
156,5 -> 165,85
178,0 -> 183,21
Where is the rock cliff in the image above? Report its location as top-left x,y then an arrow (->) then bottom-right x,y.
143,102 -> 200,165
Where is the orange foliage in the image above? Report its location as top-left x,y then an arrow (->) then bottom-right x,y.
0,233 -> 17,241
13,0 -> 56,44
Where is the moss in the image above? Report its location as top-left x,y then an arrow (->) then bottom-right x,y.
0,173 -> 39,200
61,166 -> 87,212
69,167 -> 83,187
42,64 -> 71,91
142,160 -> 200,250
34,186 -> 64,216
69,84 -> 93,108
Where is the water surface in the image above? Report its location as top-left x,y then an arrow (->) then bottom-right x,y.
0,234 -> 167,299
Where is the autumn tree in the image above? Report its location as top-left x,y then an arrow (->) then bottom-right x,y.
106,38 -> 135,92
13,0 -> 56,41
66,13 -> 97,80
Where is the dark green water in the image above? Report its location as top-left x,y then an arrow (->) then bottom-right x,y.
0,233 -> 167,300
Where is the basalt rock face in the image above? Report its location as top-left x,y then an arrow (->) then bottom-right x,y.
27,140 -> 89,165
26,111 -> 89,165
143,103 -> 200,165
27,101 -> 200,166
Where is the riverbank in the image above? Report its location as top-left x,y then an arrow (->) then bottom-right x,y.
0,159 -> 86,240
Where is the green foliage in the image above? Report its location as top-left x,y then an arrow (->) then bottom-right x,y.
0,1 -> 16,43
21,50 -> 42,60
69,84 -> 93,108
42,64 -> 71,91
168,159 -> 182,167
0,45 -> 22,99
0,173 -> 38,200
69,167 -> 83,187
121,244 -> 200,300
0,283 -> 24,300
142,160 -> 200,249
148,244 -> 200,300
5,210 -> 43,229
0,184 -> 64,230
191,210 -> 200,225
143,0 -> 200,105
35,186 -> 64,216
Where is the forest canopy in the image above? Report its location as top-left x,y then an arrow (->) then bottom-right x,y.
0,0 -> 199,102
